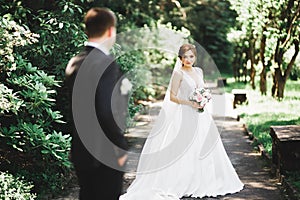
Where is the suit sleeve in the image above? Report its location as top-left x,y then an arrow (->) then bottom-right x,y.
95,61 -> 129,158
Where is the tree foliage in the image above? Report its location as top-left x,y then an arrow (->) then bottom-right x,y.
229,0 -> 300,98
0,4 -> 72,197
157,0 -> 237,72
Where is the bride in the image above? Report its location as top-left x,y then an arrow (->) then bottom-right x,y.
120,44 -> 244,199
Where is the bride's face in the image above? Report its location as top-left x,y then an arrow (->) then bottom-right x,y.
181,50 -> 196,67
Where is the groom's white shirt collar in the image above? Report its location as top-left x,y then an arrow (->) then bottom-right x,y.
85,41 -> 110,55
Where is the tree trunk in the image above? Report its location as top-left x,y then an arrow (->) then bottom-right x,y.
259,27 -> 267,95
271,70 -> 277,97
250,66 -> 256,89
249,37 -> 256,89
232,47 -> 238,81
260,71 -> 267,95
243,66 -> 247,83
277,75 -> 286,99
284,39 -> 300,81
272,68 -> 285,99
233,45 -> 246,82
272,39 -> 299,99
273,68 -> 286,99
272,0 -> 300,99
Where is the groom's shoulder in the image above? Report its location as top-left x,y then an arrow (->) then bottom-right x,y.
65,50 -> 88,77
65,47 -> 111,76
84,47 -> 115,65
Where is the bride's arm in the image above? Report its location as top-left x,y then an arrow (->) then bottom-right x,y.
170,71 -> 193,106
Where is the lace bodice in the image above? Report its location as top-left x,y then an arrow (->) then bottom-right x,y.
177,67 -> 205,100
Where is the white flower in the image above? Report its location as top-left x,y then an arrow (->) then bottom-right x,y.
200,98 -> 208,107
13,31 -> 21,37
120,78 -> 132,95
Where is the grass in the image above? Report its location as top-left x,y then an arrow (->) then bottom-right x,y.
240,112 -> 300,156
228,77 -> 300,155
224,76 -> 300,192
286,171 -> 300,196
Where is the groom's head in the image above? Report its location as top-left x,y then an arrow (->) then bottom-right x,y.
84,8 -> 116,47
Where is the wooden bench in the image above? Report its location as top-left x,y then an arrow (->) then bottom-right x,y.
270,125 -> 300,173
232,89 -> 247,108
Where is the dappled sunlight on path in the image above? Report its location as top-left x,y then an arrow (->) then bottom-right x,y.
122,101 -> 284,200
53,99 -> 284,200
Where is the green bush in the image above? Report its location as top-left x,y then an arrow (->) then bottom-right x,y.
0,0 -> 87,80
0,14 -> 72,198
0,84 -> 23,115
0,1 -> 200,197
0,123 -> 71,168
113,46 -> 150,116
0,59 -> 72,196
0,171 -> 36,200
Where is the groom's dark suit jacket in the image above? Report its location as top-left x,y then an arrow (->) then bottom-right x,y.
65,46 -> 128,170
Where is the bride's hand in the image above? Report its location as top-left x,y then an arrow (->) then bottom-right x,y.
191,102 -> 203,109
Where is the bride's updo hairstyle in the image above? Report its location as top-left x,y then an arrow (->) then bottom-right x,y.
178,44 -> 197,59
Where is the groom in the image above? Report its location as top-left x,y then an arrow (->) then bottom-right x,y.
65,7 -> 129,200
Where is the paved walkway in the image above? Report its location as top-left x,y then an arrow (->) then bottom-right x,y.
54,101 -> 285,200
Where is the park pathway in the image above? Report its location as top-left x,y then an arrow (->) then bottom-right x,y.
54,100 -> 285,200
122,102 -> 284,200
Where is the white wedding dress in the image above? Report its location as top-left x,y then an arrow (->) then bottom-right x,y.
120,66 -> 244,200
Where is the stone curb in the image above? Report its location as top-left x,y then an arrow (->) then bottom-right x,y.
241,122 -> 272,160
240,118 -> 300,200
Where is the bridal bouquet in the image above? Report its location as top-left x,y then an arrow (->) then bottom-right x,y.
189,88 -> 212,112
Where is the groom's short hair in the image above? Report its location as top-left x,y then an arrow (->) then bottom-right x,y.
84,7 -> 116,38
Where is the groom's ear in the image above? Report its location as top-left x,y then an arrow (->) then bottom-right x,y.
107,26 -> 116,37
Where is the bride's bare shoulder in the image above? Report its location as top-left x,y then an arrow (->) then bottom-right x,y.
194,67 -> 203,72
173,70 -> 183,76
171,70 -> 183,82
194,67 -> 203,76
